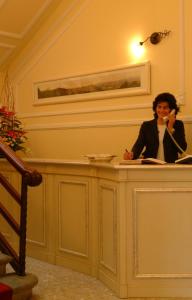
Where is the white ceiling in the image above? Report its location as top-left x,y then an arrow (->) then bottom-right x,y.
0,0 -> 61,68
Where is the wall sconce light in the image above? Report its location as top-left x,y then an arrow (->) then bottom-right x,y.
139,30 -> 171,46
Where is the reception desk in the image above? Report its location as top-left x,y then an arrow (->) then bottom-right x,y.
1,159 -> 192,298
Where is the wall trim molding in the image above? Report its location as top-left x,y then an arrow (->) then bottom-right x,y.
25,119 -> 139,131
18,103 -> 152,119
25,116 -> 192,131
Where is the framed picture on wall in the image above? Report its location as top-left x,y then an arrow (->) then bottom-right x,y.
33,61 -> 150,105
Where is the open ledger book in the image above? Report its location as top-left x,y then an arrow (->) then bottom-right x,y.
175,155 -> 192,164
120,155 -> 192,165
120,158 -> 166,165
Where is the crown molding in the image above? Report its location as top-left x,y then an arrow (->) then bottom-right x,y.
0,0 -> 5,9
0,30 -> 22,39
0,48 -> 13,65
13,0 -> 91,83
20,0 -> 56,38
0,0 -> 56,39
0,42 -> 16,49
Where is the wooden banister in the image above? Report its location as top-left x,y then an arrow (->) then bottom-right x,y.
0,174 -> 21,204
0,142 -> 42,186
0,203 -> 20,235
0,141 -> 42,275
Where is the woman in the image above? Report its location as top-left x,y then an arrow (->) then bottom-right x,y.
124,93 -> 187,163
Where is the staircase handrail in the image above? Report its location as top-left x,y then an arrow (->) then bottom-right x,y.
0,141 -> 42,275
0,141 -> 42,186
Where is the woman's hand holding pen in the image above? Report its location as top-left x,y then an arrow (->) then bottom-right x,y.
123,149 -> 133,160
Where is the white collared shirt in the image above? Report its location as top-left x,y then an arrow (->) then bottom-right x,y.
157,124 -> 166,161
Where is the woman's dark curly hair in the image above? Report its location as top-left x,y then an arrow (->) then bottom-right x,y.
153,92 -> 179,119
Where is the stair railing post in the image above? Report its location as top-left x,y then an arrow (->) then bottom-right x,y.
18,175 -> 28,275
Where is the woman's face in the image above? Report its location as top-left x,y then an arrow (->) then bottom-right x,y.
156,101 -> 171,120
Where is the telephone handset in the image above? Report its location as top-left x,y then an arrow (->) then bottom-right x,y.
163,109 -> 176,122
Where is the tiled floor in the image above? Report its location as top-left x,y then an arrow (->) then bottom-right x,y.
26,257 -> 118,300
25,257 -> 192,300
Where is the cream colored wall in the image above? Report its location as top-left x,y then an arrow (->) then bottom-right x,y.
7,0 -> 192,159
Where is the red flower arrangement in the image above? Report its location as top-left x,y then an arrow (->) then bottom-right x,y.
0,106 -> 27,152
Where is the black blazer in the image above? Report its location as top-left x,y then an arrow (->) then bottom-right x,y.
131,119 -> 187,163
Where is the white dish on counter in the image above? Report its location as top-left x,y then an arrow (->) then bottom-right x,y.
85,154 -> 116,163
